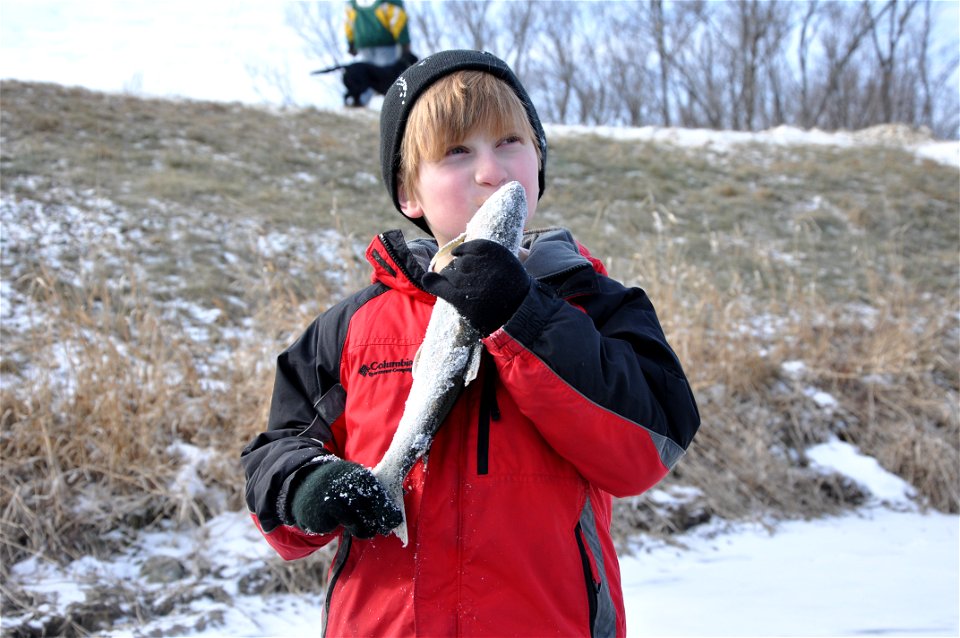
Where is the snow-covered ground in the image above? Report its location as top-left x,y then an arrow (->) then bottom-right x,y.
625,509 -> 958,637
8,438 -> 957,637
622,440 -> 959,637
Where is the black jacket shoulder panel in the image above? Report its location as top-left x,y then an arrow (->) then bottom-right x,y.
266,282 -> 389,433
241,281 -> 390,532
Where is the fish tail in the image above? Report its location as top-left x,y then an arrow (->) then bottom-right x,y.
377,471 -> 410,547
393,517 -> 409,547
388,483 -> 409,547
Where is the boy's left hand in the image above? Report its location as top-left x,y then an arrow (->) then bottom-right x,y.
422,239 -> 530,336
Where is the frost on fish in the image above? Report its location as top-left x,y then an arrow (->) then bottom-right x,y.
370,181 -> 528,547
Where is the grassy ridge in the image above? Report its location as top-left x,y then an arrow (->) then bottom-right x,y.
1,80 -> 957,594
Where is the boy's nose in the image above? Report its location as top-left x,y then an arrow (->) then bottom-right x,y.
474,149 -> 509,187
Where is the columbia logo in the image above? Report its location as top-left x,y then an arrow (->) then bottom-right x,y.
358,358 -> 413,377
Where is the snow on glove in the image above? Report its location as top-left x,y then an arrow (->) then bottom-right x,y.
290,460 -> 403,539
421,239 -> 531,337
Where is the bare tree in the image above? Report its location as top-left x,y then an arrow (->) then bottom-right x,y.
657,1 -> 708,127
704,0 -> 792,130
285,2 -> 346,63
529,2 -> 578,124
501,0 -> 539,79
281,0 -> 958,137
922,1 -> 960,137
868,0 -> 919,124
796,0 -> 820,128
446,0 -> 496,51
572,37 -> 612,125
917,0 -> 934,127
606,6 -> 655,126
565,2 -> 624,126
651,0 -> 671,126
409,1 -> 446,55
810,1 -> 893,128
246,60 -> 297,106
669,4 -> 725,128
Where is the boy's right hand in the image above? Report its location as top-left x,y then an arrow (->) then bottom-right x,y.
421,239 -> 531,336
290,460 -> 402,538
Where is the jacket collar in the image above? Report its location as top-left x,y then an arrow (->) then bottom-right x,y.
366,226 -> 599,298
521,227 -> 593,280
366,229 -> 435,303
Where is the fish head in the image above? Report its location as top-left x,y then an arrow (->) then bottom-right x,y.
464,181 -> 527,255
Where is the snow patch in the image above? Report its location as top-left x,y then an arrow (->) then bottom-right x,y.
807,438 -> 917,505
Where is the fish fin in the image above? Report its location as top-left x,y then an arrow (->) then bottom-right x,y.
389,485 -> 409,546
411,343 -> 423,379
464,344 -> 483,386
373,465 -> 410,547
393,520 -> 409,547
429,232 -> 467,272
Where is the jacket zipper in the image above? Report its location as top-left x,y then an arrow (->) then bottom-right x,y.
323,534 -> 353,637
575,522 -> 600,637
377,233 -> 429,293
477,353 -> 500,475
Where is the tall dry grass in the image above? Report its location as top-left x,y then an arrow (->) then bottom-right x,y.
0,203 -> 368,596
619,233 -> 958,528
1,270 -> 242,566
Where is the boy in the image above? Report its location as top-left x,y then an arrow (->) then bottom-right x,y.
241,50 -> 700,637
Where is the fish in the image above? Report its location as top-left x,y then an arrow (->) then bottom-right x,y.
370,181 -> 528,546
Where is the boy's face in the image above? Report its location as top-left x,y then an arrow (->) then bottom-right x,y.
398,127 -> 539,247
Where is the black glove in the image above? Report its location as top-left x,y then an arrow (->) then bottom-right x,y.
290,460 -> 402,539
421,239 -> 531,336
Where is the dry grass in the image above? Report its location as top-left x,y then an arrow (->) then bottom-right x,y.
1,81 -> 957,591
616,235 -> 959,537
1,271 -> 242,562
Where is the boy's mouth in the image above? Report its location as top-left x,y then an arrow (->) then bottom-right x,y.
475,190 -> 500,210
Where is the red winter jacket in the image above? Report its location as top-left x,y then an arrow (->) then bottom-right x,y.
241,227 -> 700,637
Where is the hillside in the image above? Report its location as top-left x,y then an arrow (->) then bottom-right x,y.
1,80 -> 958,635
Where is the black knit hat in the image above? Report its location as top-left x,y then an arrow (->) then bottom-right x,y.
379,49 -> 547,235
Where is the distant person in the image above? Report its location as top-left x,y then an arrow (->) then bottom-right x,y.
344,0 -> 412,106
242,50 -> 700,636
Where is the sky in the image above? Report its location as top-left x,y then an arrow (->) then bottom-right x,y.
0,1 -> 344,108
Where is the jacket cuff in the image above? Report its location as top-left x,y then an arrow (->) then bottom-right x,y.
277,453 -> 338,527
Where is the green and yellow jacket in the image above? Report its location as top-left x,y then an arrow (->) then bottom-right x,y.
346,0 -> 410,50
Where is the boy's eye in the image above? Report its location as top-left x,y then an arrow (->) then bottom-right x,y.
500,135 -> 522,145
445,144 -> 468,156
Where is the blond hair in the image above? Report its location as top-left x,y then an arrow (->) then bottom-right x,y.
398,71 -> 542,199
